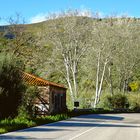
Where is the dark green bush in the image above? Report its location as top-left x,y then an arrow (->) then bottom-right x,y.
0,53 -> 25,118
18,86 -> 39,119
106,93 -> 129,109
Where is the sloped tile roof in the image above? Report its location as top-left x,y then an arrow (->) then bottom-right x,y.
22,71 -> 66,89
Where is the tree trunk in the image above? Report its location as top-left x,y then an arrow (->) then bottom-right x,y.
108,66 -> 113,96
94,51 -> 100,108
64,58 -> 74,102
97,60 -> 108,103
72,61 -> 78,99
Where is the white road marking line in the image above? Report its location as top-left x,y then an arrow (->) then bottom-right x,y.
70,122 -> 105,140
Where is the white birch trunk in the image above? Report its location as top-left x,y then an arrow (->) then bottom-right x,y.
94,51 -> 100,108
108,66 -> 113,96
64,57 -> 74,102
72,65 -> 78,99
97,60 -> 108,103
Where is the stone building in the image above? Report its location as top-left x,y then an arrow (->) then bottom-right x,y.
22,72 -> 67,115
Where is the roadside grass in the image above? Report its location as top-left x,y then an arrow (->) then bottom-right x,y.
0,108 -> 138,134
0,117 -> 36,134
0,108 -> 119,134
0,109 -> 106,134
0,114 -> 69,134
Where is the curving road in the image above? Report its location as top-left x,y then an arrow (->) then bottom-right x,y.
0,113 -> 140,140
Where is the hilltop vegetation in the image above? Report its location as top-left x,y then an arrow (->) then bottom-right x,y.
0,13 -> 140,109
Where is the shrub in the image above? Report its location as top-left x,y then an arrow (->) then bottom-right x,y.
0,117 -> 36,134
129,81 -> 140,92
127,93 -> 140,111
0,53 -> 25,118
0,128 -> 7,134
0,114 -> 69,134
96,93 -> 111,110
18,86 -> 39,119
106,93 -> 129,109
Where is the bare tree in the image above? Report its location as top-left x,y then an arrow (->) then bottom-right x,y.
41,12 -> 92,103
1,13 -> 35,58
113,18 -> 140,92
89,19 -> 118,107
0,13 -> 38,73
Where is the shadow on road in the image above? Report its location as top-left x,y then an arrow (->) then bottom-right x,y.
75,114 -> 124,120
69,114 -> 124,123
47,121 -> 139,128
0,135 -> 34,139
0,135 -> 54,140
18,127 -> 70,132
0,114 -> 139,139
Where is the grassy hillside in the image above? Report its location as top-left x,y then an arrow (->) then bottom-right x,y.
0,16 -> 140,108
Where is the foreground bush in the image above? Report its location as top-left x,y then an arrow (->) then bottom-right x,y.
18,86 -> 39,119
0,53 -> 25,118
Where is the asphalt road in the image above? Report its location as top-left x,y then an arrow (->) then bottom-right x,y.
0,113 -> 140,140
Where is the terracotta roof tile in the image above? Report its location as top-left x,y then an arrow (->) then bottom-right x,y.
22,71 -> 66,89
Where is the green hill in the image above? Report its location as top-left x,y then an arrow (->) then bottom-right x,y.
0,16 -> 140,108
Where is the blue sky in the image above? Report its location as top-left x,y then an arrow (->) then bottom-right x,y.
0,0 -> 140,25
